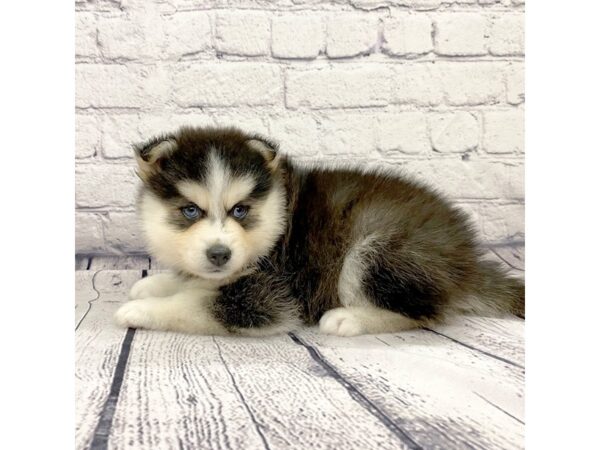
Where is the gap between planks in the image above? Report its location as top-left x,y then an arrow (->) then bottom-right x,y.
76,266 -> 525,450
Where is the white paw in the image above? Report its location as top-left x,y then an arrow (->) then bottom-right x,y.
319,308 -> 365,337
129,273 -> 176,299
129,277 -> 154,299
114,300 -> 155,329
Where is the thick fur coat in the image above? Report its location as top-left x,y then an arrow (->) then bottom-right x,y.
115,126 -> 524,337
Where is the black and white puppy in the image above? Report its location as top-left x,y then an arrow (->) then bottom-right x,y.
114,126 -> 524,337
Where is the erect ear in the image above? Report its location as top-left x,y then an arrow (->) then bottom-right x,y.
132,135 -> 177,181
245,137 -> 280,170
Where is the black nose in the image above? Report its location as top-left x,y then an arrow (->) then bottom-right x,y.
206,244 -> 231,267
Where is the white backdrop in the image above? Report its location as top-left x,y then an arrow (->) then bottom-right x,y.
75,0 -> 524,255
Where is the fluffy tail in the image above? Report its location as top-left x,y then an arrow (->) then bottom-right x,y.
452,260 -> 525,319
476,260 -> 525,318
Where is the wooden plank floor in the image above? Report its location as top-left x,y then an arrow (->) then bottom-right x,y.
75,249 -> 525,450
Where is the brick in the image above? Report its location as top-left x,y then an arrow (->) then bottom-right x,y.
272,15 -> 324,59
439,62 -> 505,106
212,114 -> 270,137
382,14 -> 433,56
488,14 -> 524,56
455,202 -> 481,232
326,14 -> 379,58
506,62 -> 524,105
76,213 -> 105,253
76,115 -> 100,159
76,64 -> 171,108
411,0 -> 442,10
215,12 -> 270,56
76,165 -> 139,208
101,114 -> 143,159
480,203 -> 524,242
429,112 -> 479,153
483,110 -> 524,154
104,212 -> 146,253
76,64 -> 138,108
353,0 -> 440,7
75,4 -> 527,254
377,112 -> 430,155
97,12 -> 211,60
120,0 -> 166,12
75,13 -> 99,58
392,63 -> 444,106
402,159 -> 523,199
286,66 -> 392,109
434,13 -> 487,56
102,114 -> 216,159
134,64 -> 173,107
162,12 -> 212,58
173,64 -> 282,107
97,15 -> 162,60
268,116 -> 320,158
350,0 -> 411,9
168,114 -> 215,131
319,114 -> 378,157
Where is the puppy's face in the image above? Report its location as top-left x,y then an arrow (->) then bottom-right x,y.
135,127 -> 287,281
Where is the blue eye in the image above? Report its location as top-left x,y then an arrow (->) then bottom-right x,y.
181,205 -> 201,220
231,205 -> 248,220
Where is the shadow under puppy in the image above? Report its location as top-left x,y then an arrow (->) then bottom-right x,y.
115,126 -> 524,337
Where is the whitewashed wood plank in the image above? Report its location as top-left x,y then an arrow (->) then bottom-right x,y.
431,316 -> 524,367
89,255 -> 150,271
75,270 -> 144,450
75,255 -> 90,270
212,335 -> 421,450
75,271 -> 97,328
149,257 -> 172,270
296,326 -> 525,450
109,331 -> 418,450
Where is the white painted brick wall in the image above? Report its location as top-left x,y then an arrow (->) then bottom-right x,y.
75,0 -> 525,255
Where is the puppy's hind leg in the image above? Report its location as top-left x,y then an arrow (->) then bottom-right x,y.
327,236 -> 440,337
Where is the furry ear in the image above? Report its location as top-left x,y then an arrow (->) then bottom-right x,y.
133,136 -> 177,180
246,137 -> 280,170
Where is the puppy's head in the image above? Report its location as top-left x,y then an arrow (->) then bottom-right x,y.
134,126 -> 287,281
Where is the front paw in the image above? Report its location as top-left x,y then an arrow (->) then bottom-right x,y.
114,300 -> 156,329
319,308 -> 364,337
129,273 -> 176,299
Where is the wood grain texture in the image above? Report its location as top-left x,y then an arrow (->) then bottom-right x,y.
75,270 -> 142,450
109,331 -> 416,450
431,316 -> 524,368
76,255 -> 91,270
296,328 -> 525,450
75,270 -> 97,328
149,257 -> 173,270
75,267 -> 525,450
89,256 -> 150,271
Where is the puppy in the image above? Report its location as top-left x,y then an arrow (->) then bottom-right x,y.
114,126 -> 524,337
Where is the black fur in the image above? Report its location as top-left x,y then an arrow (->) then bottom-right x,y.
138,127 -> 274,202
362,262 -> 444,320
134,126 -> 525,335
212,270 -> 298,332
